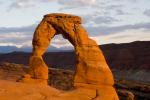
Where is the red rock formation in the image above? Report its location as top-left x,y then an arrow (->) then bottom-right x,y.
21,13 -> 118,99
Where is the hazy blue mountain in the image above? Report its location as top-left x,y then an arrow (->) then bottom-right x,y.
0,46 -> 18,53
0,45 -> 73,53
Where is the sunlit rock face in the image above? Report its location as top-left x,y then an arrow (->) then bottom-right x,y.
22,13 -> 119,100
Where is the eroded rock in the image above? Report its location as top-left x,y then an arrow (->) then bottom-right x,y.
22,13 -> 119,100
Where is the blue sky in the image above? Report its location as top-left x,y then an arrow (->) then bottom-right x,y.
0,0 -> 150,48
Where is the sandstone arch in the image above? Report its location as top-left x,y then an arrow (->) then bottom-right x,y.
22,13 -> 119,99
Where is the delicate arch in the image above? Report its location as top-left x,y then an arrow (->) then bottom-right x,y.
21,13 -> 118,99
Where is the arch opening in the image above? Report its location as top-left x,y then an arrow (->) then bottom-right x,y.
47,34 -> 73,51
43,34 -> 76,70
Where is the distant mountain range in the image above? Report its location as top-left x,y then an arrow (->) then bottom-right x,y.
0,46 -> 18,53
0,41 -> 150,83
0,41 -> 149,69
0,45 -> 73,53
0,41 -> 150,82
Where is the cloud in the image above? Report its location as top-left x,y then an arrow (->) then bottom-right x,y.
0,21 -> 150,48
58,0 -> 96,6
9,0 -> 35,9
91,29 -> 150,45
116,9 -> 127,15
9,0 -> 96,10
51,34 -> 73,48
0,24 -> 36,48
105,4 -> 123,10
92,16 -> 118,24
143,9 -> 150,17
86,22 -> 150,36
81,12 -> 119,26
0,25 -> 72,48
0,24 -> 36,34
0,32 -> 32,48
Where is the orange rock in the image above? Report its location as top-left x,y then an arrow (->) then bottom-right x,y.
25,13 -> 119,99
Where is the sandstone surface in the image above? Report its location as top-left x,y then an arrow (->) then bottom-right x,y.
21,13 -> 119,99
1,62 -> 150,100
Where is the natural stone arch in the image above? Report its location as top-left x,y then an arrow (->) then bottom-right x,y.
22,13 -> 119,99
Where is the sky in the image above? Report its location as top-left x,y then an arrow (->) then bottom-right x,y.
0,0 -> 150,49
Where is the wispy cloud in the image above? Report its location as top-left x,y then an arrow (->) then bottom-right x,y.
116,9 -> 128,15
91,29 -> 150,44
0,24 -> 36,34
0,22 -> 150,48
86,22 -> 150,36
0,32 -> 32,48
143,9 -> 150,17
9,0 -> 35,9
0,25 -> 72,48
8,0 -> 96,10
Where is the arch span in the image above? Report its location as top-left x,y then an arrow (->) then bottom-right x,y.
22,13 -> 118,99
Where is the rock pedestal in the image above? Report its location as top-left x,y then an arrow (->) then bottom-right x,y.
22,13 -> 119,99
